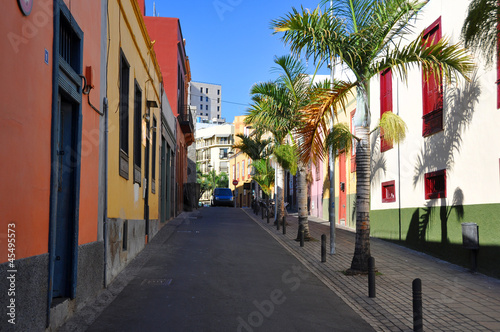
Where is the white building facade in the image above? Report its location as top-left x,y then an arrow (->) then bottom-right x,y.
195,123 -> 234,204
368,0 -> 500,278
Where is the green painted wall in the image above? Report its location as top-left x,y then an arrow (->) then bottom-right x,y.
371,203 -> 500,278
324,193 -> 356,229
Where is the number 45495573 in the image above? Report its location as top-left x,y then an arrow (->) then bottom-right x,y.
7,223 -> 15,261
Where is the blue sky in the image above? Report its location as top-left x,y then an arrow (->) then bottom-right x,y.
145,0 -> 331,123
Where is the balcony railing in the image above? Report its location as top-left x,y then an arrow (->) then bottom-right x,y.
178,105 -> 194,134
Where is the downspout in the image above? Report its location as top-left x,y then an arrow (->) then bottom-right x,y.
329,0 -> 336,255
397,77 -> 402,241
103,0 -> 109,288
103,97 -> 108,286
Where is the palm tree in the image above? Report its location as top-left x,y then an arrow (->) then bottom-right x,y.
251,158 -> 275,215
232,132 -> 271,208
246,55 -> 322,238
273,0 -> 474,273
461,0 -> 499,67
232,133 -> 272,161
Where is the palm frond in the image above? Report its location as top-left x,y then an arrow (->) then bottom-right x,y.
378,111 -> 408,144
251,159 -> 275,195
273,144 -> 298,176
461,0 -> 499,67
271,6 -> 354,64
324,123 -> 354,154
296,80 -> 356,164
372,33 -> 475,84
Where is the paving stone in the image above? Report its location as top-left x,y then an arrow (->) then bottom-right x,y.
243,209 -> 500,331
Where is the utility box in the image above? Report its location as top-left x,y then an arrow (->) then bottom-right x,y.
462,223 -> 479,250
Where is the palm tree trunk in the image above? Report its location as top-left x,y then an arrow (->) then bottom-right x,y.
275,163 -> 284,224
349,126 -> 371,273
296,162 -> 311,239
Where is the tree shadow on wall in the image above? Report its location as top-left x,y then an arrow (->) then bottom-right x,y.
413,71 -> 480,188
406,187 -> 465,246
370,128 -> 387,185
409,71 -> 479,243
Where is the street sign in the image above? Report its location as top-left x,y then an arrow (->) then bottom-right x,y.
232,180 -> 238,186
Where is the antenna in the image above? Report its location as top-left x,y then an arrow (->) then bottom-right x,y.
153,2 -> 156,17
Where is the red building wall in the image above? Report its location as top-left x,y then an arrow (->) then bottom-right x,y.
144,16 -> 192,214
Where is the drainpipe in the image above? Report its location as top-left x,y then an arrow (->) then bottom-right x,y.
328,0 -> 336,255
397,77 -> 402,241
103,97 -> 108,287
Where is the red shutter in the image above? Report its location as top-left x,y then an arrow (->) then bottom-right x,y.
380,69 -> 393,152
422,17 -> 444,137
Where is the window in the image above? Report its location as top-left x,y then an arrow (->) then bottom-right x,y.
119,51 -> 130,179
205,113 -> 208,116
206,88 -> 209,93
242,160 -> 245,180
200,104 -> 203,110
177,64 -> 185,115
200,87 -> 203,93
206,97 -> 208,102
236,163 -> 240,179
200,96 -> 203,101
422,17 -> 443,137
425,169 -> 446,199
151,116 -> 157,194
217,115 -> 220,119
233,164 -> 236,180
218,98 -> 220,103
218,89 -> 220,95
220,148 -> 228,159
380,69 -> 393,152
206,105 -> 208,110
350,110 -> 356,173
133,81 -> 142,184
382,180 -> 396,203
217,106 -> 220,112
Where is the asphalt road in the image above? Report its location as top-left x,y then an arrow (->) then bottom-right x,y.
87,207 -> 374,332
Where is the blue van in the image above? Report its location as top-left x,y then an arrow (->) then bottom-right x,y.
211,188 -> 234,207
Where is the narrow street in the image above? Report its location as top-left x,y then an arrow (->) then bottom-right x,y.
85,207 -> 373,331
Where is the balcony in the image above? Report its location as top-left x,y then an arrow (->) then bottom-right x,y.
178,105 -> 194,144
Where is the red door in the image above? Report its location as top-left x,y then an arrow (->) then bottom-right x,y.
339,152 -> 346,225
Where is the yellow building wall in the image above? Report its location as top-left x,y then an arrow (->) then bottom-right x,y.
321,91 -> 357,227
107,0 -> 162,221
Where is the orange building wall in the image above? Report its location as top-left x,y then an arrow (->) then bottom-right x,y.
0,0 -> 103,262
0,0 -> 54,262
61,0 -> 102,246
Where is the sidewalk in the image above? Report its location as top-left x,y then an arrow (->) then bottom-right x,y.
243,208 -> 500,332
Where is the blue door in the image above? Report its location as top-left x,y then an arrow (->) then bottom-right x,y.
52,97 -> 77,298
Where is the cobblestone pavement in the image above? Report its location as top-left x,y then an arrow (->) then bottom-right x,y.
243,208 -> 500,332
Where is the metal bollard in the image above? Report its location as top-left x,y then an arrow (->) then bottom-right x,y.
277,216 -> 280,231
413,278 -> 423,332
368,256 -> 376,298
300,227 -> 304,247
261,205 -> 264,220
266,207 -> 270,224
282,216 -> 286,235
321,234 -> 326,262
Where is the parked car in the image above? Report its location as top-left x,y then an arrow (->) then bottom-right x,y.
211,188 -> 234,207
